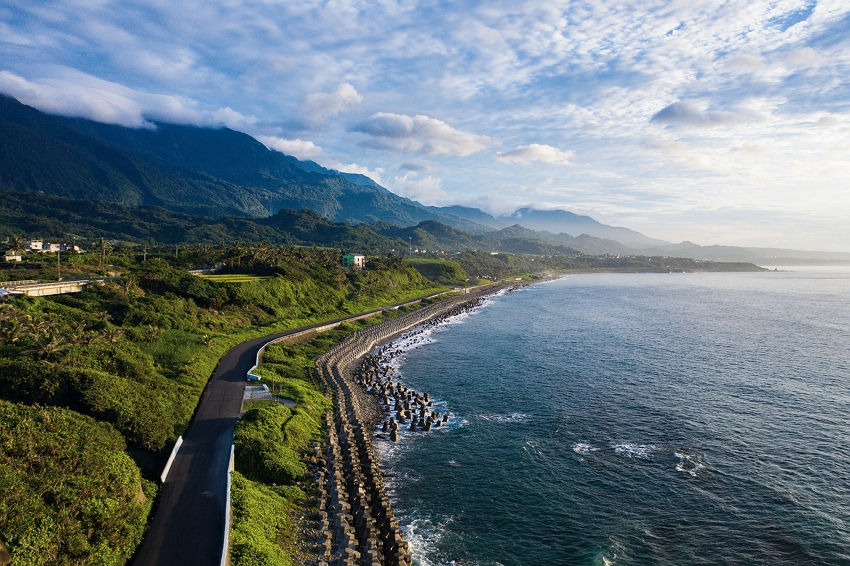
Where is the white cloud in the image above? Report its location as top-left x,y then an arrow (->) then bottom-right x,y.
0,68 -> 255,129
650,102 -> 747,128
350,112 -> 495,156
815,115 -> 840,128
728,143 -> 770,154
332,162 -> 384,184
782,47 -> 826,69
643,137 -> 688,155
722,54 -> 765,74
399,161 -> 435,173
257,136 -> 324,160
257,135 -> 384,183
496,143 -> 575,165
388,173 -> 450,205
302,83 -> 362,120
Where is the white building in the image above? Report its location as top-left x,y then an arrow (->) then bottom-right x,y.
3,250 -> 22,262
342,253 -> 366,270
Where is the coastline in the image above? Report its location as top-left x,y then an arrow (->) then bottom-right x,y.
310,281 -> 528,566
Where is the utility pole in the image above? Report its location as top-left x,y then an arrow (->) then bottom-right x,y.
57,250 -> 60,280
143,245 -> 147,262
409,237 -> 412,257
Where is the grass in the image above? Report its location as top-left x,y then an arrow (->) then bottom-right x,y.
241,399 -> 294,412
228,302 -> 442,565
197,274 -> 272,283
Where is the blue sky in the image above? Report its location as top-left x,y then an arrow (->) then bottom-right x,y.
1,0 -> 848,250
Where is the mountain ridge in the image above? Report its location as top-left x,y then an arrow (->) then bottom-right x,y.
1,94 -> 846,262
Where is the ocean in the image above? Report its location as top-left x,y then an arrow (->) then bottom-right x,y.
374,268 -> 850,566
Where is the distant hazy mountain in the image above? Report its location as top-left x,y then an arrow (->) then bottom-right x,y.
2,94 -> 845,262
639,242 -> 850,264
426,205 -> 503,230
0,186 -> 587,257
498,208 -> 671,247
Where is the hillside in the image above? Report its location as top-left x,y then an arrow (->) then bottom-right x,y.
0,188 -> 589,256
0,249 -> 443,565
0,95 -> 487,230
3,95 -> 842,262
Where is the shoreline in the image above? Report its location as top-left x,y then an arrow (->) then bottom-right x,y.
310,282 -> 527,566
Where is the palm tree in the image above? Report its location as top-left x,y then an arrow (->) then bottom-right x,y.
118,273 -> 139,297
145,325 -> 161,342
6,234 -> 25,266
96,238 -> 112,269
102,327 -> 124,344
8,234 -> 25,254
0,305 -> 30,343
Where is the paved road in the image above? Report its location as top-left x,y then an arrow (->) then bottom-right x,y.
130,289 -> 471,566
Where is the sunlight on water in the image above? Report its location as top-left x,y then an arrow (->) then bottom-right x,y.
376,270 -> 850,566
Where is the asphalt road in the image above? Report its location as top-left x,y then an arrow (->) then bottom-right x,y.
130,290 -> 467,566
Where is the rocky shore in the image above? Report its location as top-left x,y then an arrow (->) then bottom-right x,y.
310,284 -> 521,566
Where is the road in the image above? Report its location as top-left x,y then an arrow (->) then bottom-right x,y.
130,289 -> 474,566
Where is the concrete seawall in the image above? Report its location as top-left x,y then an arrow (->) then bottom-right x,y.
311,285 -> 514,566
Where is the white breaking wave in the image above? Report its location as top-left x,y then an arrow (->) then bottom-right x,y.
402,515 -> 454,566
479,412 -> 532,423
611,443 -> 656,459
572,442 -> 599,455
675,451 -> 706,477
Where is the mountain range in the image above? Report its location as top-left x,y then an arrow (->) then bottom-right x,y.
1,94 -> 847,264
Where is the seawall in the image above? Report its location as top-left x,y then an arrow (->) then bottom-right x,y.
311,285 -> 513,566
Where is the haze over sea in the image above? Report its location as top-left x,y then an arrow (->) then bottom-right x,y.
377,268 -> 850,566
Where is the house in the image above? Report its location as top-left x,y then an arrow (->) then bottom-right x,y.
2,249 -> 22,262
60,244 -> 83,253
43,243 -> 61,253
27,240 -> 43,251
342,253 -> 366,270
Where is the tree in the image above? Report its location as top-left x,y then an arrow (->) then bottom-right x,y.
6,234 -> 25,267
95,237 -> 112,269
8,234 -> 25,255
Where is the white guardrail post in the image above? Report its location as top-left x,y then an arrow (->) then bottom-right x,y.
220,444 -> 235,566
159,436 -> 183,483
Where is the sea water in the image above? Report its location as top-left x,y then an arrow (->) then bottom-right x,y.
376,269 -> 850,565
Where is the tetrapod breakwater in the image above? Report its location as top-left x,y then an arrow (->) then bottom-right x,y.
311,286 -> 517,566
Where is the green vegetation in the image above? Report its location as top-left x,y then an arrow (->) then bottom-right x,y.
0,247 -> 442,565
230,472 -> 298,566
0,401 -> 155,566
452,250 -> 765,280
0,94 -> 464,227
197,274 -> 271,282
229,308 -> 430,566
408,258 -> 469,286
235,405 -> 306,485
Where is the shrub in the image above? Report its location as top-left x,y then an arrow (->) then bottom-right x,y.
0,401 -> 153,566
230,472 -> 291,566
233,405 -> 305,484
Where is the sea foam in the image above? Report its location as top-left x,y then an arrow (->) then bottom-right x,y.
611,444 -> 656,459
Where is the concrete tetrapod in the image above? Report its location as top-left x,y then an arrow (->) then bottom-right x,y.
313,286 -> 514,566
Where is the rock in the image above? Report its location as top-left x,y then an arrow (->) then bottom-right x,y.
0,540 -> 10,566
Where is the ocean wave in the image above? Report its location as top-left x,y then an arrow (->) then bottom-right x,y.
611,443 -> 656,459
572,442 -> 599,455
675,451 -> 706,476
402,515 -> 454,566
479,412 -> 532,423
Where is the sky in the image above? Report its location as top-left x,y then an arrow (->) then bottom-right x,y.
1,0 -> 849,250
